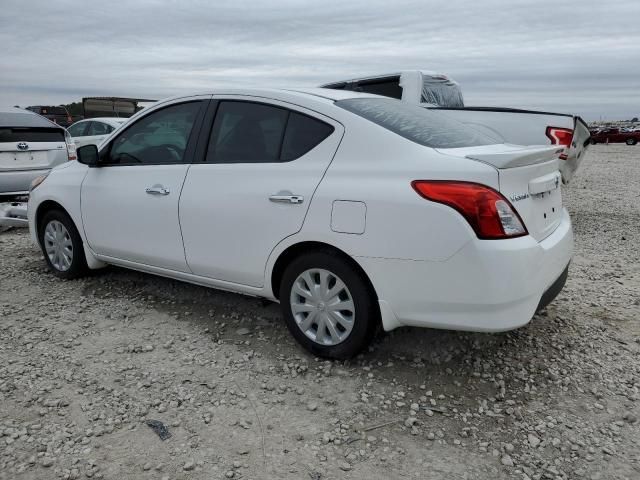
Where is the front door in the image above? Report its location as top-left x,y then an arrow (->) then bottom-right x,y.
180,97 -> 343,287
80,99 -> 207,271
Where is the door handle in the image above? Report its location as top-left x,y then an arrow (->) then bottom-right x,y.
269,194 -> 304,204
145,185 -> 170,196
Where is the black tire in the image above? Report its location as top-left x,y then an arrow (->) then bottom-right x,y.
626,138 -> 637,145
38,209 -> 88,279
279,250 -> 379,359
590,138 -> 597,145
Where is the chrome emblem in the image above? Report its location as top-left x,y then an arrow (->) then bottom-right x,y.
17,142 -> 29,151
510,193 -> 530,202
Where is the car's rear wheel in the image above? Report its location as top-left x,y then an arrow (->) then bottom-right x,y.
280,251 -> 378,359
626,138 -> 637,145
38,210 -> 88,279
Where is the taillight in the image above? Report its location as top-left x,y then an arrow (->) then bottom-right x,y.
411,181 -> 527,240
546,126 -> 573,160
64,130 -> 77,161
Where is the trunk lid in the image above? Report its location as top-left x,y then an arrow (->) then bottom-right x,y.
0,127 -> 67,170
437,144 -> 564,242
561,116 -> 591,183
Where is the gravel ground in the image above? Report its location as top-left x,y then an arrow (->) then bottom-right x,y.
1,145 -> 639,480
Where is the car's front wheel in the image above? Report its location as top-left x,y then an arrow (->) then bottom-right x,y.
626,138 -> 637,145
38,210 -> 88,279
280,251 -> 379,359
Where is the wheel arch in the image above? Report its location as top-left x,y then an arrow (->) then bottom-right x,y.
34,199 -> 105,270
35,200 -> 69,238
270,240 -> 380,304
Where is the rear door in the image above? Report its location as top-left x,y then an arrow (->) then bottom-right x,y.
180,97 -> 343,287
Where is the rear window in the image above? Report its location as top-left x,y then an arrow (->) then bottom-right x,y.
336,98 -> 496,148
353,77 -> 403,99
0,127 -> 65,143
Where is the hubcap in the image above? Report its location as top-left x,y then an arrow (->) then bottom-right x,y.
290,268 -> 355,346
44,220 -> 73,272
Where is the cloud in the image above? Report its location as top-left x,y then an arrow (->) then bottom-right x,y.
1,0 -> 638,119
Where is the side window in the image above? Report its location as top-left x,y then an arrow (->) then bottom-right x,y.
354,76 -> 403,99
106,102 -> 201,165
68,122 -> 88,137
206,101 -> 334,164
88,121 -> 112,136
281,113 -> 334,161
206,101 -> 288,164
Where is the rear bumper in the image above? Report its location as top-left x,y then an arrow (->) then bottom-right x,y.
536,264 -> 568,312
358,208 -> 573,332
0,168 -> 50,195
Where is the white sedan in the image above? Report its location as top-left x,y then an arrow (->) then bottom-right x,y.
27,88 -> 572,358
66,117 -> 126,148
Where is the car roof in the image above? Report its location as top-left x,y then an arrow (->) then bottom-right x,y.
158,87 -> 379,107
118,88 -> 385,127
0,106 -> 62,129
285,88 -> 380,101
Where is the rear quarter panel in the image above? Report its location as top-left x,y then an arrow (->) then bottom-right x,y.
277,117 -> 500,263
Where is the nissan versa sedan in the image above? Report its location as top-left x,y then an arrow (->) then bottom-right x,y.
27,88 -> 572,359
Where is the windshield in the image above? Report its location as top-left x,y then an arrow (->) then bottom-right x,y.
421,75 -> 464,107
336,98 -> 497,149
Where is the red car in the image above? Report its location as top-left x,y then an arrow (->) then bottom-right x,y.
590,128 -> 640,145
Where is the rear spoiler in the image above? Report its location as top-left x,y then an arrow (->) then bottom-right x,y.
430,106 -> 574,118
465,146 -> 564,169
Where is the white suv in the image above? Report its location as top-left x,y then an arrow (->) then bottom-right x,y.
28,88 -> 572,358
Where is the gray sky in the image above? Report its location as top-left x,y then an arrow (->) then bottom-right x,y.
1,0 -> 638,120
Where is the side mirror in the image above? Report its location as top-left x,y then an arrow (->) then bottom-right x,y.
77,144 -> 100,167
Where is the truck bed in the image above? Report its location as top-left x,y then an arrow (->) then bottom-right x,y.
427,106 -> 591,183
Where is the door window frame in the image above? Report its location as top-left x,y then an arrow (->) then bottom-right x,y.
96,98 -> 210,167
87,121 -> 113,136
192,97 -> 341,165
68,121 -> 89,137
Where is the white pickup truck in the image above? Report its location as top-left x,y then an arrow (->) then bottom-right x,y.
321,70 -> 591,183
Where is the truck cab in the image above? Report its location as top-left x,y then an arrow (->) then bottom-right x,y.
321,71 -> 464,107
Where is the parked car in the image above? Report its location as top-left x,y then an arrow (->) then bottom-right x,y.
321,71 -> 591,183
589,128 -> 640,145
25,105 -> 73,127
28,89 -> 572,358
0,106 -> 75,198
67,117 -> 127,148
